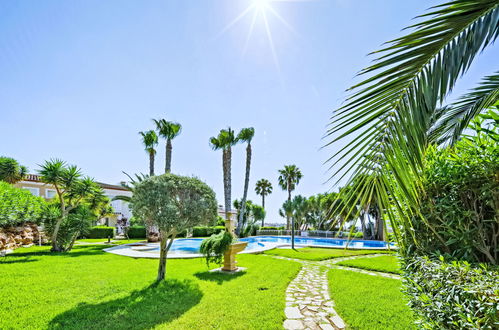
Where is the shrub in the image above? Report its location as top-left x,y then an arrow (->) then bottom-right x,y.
192,226 -> 225,237
0,182 -> 47,227
87,226 -> 115,239
126,226 -> 146,238
354,232 -> 363,239
199,231 -> 233,266
402,256 -> 499,329
260,226 -> 279,230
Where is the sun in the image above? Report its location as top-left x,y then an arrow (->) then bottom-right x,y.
217,0 -> 305,72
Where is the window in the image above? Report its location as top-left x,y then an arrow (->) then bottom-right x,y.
46,189 -> 57,199
22,187 -> 39,196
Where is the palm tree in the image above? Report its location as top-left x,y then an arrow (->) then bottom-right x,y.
255,178 -> 273,220
279,200 -> 296,249
326,0 -> 499,251
235,127 -> 255,235
139,130 -> 158,176
0,156 -> 27,184
210,128 -> 239,224
278,165 -> 303,230
153,119 -> 182,173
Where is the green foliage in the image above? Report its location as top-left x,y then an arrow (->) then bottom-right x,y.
87,226 -> 115,239
199,231 -> 233,267
260,226 -> 279,230
131,174 -> 218,236
402,257 -> 499,329
125,226 -> 146,238
329,269 -> 416,329
403,113 -> 499,264
353,232 -> 363,238
0,156 -> 27,184
0,182 -> 47,227
192,226 -> 225,237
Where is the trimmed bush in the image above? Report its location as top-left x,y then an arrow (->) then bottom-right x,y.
192,226 -> 225,237
260,226 -> 279,230
126,226 -> 146,238
353,232 -> 363,238
402,256 -> 499,329
87,226 -> 115,239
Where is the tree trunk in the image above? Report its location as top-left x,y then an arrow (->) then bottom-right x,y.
287,186 -> 292,230
261,195 -> 265,227
361,211 -> 367,238
222,148 -> 232,222
165,139 -> 172,173
291,216 -> 295,249
236,143 -> 252,235
157,230 -> 176,282
51,217 -> 64,252
149,151 -> 155,176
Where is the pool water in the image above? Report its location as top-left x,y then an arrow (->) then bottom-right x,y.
105,235 -> 394,258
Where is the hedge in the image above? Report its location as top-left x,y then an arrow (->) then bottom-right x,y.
87,226 -> 115,239
402,256 -> 499,329
260,226 -> 280,230
126,226 -> 146,238
192,226 -> 225,237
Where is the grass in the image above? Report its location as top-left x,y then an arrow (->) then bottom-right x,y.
264,247 -> 392,261
328,269 -> 415,329
76,238 -> 145,245
0,245 -> 300,329
336,255 -> 402,274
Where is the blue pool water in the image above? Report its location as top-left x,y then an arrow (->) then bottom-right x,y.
162,236 -> 392,254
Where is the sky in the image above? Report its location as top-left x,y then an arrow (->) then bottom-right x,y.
1,0 -> 498,224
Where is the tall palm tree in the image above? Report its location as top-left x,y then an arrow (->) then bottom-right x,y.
210,128 -> 239,224
235,127 -> 255,235
278,165 -> 303,230
255,178 -> 273,226
326,0 -> 499,251
153,119 -> 182,173
139,130 -> 158,176
0,156 -> 27,184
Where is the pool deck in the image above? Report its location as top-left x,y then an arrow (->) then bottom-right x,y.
104,236 -> 395,259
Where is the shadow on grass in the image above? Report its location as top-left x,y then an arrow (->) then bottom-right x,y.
10,245 -> 108,259
48,278 -> 202,330
0,256 -> 38,264
194,270 -> 245,285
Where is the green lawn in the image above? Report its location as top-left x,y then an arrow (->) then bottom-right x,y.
328,269 -> 415,329
0,245 -> 300,329
336,255 -> 402,274
264,247 -> 392,261
76,238 -> 145,245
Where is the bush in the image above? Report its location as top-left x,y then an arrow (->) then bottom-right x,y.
126,226 -> 146,238
353,232 -> 363,238
260,226 -> 279,230
192,226 -> 225,237
0,182 -> 47,227
87,226 -> 115,239
402,256 -> 499,329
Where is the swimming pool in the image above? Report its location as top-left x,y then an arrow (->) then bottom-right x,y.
104,236 -> 394,259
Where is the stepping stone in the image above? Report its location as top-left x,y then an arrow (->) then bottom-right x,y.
283,319 -> 305,330
319,324 -> 335,330
285,307 -> 304,319
331,316 -> 346,329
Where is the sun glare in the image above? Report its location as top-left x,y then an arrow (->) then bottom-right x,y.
217,0 -> 307,72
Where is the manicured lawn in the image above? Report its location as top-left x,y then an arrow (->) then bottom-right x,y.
336,255 -> 402,274
76,238 -> 145,245
0,245 -> 300,329
328,269 -> 415,329
264,247 -> 392,261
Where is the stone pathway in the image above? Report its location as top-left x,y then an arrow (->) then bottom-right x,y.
268,254 -> 400,329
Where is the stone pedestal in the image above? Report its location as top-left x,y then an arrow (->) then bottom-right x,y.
222,219 -> 248,272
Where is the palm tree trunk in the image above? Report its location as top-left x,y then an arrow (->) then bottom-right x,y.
222,149 -> 232,223
149,152 -> 155,176
261,195 -> 265,227
287,187 -> 292,230
291,216 -> 295,249
165,139 -> 172,173
236,143 -> 252,235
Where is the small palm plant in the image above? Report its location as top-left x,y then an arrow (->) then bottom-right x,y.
153,119 -> 182,173
209,128 -> 239,223
139,130 -> 158,176
255,178 -> 273,226
235,127 -> 255,235
278,165 -> 303,229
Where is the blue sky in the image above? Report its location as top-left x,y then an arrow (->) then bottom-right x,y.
1,0 -> 497,223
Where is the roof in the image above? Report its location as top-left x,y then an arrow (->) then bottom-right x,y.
23,174 -> 130,192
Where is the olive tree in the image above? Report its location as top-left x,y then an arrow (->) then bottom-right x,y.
131,174 -> 217,281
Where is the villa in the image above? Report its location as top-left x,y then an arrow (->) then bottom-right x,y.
15,174 -> 133,227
